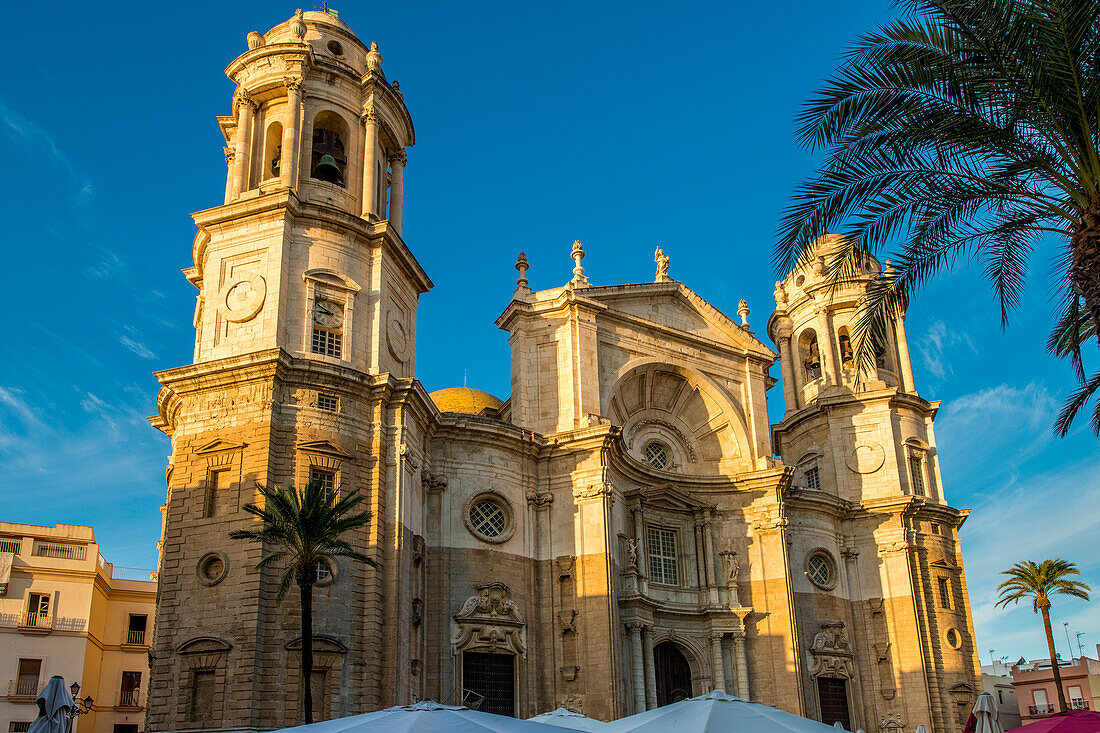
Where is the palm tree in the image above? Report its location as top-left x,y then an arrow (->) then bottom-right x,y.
776,0 -> 1100,434
230,481 -> 375,724
995,559 -> 1091,712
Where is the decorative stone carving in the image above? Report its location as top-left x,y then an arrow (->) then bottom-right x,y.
573,483 -> 613,502
514,252 -> 530,296
451,582 -> 526,656
388,148 -> 408,167
880,713 -> 904,731
654,246 -> 671,282
570,240 -> 590,288
558,609 -> 577,634
626,537 -> 638,567
846,443 -> 885,474
366,41 -> 384,73
808,621 -> 854,679
774,280 -> 788,306
247,31 -> 265,49
737,299 -> 750,327
421,469 -> 447,493
290,9 -> 306,40
217,273 -> 266,323
526,490 -> 553,507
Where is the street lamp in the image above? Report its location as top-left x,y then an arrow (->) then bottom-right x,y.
67,682 -> 94,721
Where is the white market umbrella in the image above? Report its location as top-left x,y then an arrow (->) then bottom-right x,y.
267,700 -> 555,733
606,691 -> 849,733
972,692 -> 1004,733
28,676 -> 74,733
528,708 -> 608,731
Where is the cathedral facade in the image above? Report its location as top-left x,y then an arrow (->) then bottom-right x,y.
147,10 -> 981,733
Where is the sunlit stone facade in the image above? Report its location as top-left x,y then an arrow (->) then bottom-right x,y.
147,10 -> 980,733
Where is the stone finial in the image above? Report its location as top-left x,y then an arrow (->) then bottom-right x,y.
812,255 -> 826,276
654,246 -> 671,282
774,280 -> 788,306
366,41 -> 384,73
514,252 -> 530,296
290,10 -> 306,41
247,31 -> 266,50
883,259 -> 896,276
570,240 -> 590,288
737,299 -> 750,327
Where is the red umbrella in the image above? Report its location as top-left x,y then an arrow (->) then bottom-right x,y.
1006,710 -> 1100,733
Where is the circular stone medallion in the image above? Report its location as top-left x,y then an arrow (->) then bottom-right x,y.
845,443 -> 885,474
217,273 -> 267,323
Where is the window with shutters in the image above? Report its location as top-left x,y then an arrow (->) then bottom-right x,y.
938,577 -> 953,609
647,527 -> 678,586
910,455 -> 925,495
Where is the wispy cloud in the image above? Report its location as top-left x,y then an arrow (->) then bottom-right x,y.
119,326 -> 156,359
938,381 -> 1099,660
0,98 -> 95,205
915,319 -> 977,381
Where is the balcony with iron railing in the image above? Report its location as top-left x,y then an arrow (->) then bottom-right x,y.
117,690 -> 141,709
1029,705 -> 1056,715
8,678 -> 40,699
124,629 -> 147,646
31,542 -> 87,561
1071,700 -> 1091,710
16,611 -> 52,633
0,538 -> 20,555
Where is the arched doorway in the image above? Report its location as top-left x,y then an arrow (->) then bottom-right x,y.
654,642 -> 692,707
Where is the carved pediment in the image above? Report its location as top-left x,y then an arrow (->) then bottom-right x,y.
929,558 -> 957,571
285,635 -> 348,653
808,621 -> 854,679
628,484 -> 711,513
297,440 -> 354,458
177,636 -> 232,654
451,582 -> 526,657
195,439 -> 246,455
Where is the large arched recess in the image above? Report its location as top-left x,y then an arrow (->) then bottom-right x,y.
604,358 -> 753,474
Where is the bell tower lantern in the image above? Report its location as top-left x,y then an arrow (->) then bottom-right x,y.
220,9 -> 414,230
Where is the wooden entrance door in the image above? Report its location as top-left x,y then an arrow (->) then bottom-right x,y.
654,642 -> 692,707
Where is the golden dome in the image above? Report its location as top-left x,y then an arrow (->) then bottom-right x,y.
429,387 -> 505,415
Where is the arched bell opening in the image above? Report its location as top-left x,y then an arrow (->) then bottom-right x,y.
263,121 -> 283,180
310,111 -> 349,186
799,328 -> 821,381
837,326 -> 854,369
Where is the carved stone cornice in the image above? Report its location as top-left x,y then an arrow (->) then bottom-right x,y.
421,469 -> 447,493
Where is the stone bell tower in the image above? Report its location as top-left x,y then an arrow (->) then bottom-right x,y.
767,235 -> 981,733
148,10 -> 435,733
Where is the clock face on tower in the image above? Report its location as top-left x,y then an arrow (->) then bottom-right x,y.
313,300 -> 343,329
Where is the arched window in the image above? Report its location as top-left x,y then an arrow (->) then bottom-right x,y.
263,121 -> 283,180
800,329 -> 821,379
310,111 -> 349,186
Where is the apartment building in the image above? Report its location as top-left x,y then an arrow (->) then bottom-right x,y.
0,523 -> 155,733
1011,650 -> 1100,725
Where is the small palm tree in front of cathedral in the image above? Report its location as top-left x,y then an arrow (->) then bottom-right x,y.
230,481 -> 375,724
995,559 -> 1091,712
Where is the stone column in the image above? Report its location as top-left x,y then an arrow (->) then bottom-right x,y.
778,334 -> 797,412
818,306 -> 840,386
388,148 -> 406,234
627,623 -> 646,714
231,90 -> 256,196
223,148 -> 235,203
710,633 -> 726,692
360,109 -> 378,219
693,521 -> 707,587
733,632 -> 750,699
894,313 -> 916,393
281,79 -> 302,189
642,625 -> 657,709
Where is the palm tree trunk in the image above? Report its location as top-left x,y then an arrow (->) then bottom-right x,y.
301,576 -> 314,724
1072,211 -> 1100,343
1040,604 -> 1067,712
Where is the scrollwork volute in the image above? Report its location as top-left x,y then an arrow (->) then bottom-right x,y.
808,620 -> 854,679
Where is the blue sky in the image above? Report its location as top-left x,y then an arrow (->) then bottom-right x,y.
0,1 -> 1095,662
